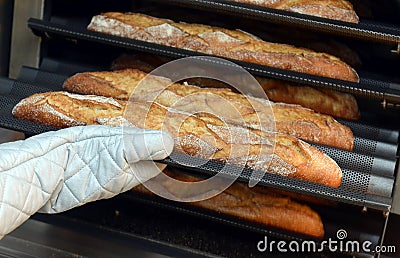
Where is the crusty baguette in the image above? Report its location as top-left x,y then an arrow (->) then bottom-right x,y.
10,91 -> 125,128
111,53 -> 360,120
231,0 -> 359,23
133,167 -> 325,238
244,24 -> 362,68
87,12 -> 359,82
12,91 -> 342,187
257,77 -> 360,120
63,69 -> 354,150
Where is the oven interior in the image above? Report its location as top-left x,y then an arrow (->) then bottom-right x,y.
1,0 -> 400,257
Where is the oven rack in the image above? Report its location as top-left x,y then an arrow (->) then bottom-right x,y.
31,189 -> 387,258
27,18 -> 400,105
146,0 -> 400,46
0,67 -> 397,212
119,189 -> 386,252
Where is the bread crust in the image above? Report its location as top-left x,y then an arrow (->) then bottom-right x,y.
12,91 -> 342,187
11,92 -> 125,128
231,0 -> 359,23
63,69 -> 354,151
257,77 -> 360,120
133,168 -> 325,238
87,12 -> 359,82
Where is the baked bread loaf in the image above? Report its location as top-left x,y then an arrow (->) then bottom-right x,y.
12,91 -> 342,187
111,53 -> 360,120
231,0 -> 359,23
243,24 -> 362,68
87,12 -> 359,82
133,167 -> 325,238
257,77 -> 360,120
63,69 -> 354,150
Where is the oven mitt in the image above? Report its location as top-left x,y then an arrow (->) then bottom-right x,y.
0,125 -> 174,239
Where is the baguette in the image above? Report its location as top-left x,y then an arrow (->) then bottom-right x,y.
231,0 -> 359,23
12,91 -> 342,187
87,12 -> 359,82
133,167 -> 325,238
63,69 -> 354,150
257,77 -> 360,120
243,24 -> 362,68
111,53 -> 360,120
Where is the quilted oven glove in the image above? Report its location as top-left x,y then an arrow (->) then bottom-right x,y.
0,125 -> 174,239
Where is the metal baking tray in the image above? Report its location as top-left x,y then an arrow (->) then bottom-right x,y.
146,0 -> 400,45
0,70 -> 397,211
27,18 -> 400,104
30,189 -> 388,257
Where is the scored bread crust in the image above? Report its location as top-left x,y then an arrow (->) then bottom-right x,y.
111,53 -> 360,120
87,12 -> 359,82
133,167 -> 325,238
12,91 -> 342,188
63,69 -> 354,151
231,0 -> 359,23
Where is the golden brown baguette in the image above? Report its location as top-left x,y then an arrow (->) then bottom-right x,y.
111,53 -> 360,120
63,69 -> 354,150
12,91 -> 342,187
133,167 -> 325,238
257,77 -> 360,120
244,24 -> 362,68
11,91 -> 125,128
87,12 -> 359,82
231,0 -> 359,23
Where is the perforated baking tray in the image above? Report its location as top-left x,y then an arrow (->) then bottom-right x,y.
146,0 -> 400,45
0,74 -> 396,211
122,189 -> 385,246
31,190 -> 386,257
27,18 -> 400,104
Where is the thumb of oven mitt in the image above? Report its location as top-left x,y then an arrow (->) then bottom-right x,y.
0,125 -> 174,239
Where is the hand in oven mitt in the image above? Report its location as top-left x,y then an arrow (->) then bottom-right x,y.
0,125 -> 174,239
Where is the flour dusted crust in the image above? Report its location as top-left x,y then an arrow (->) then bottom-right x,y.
87,12 -> 359,82
12,91 -> 342,187
133,168 -> 325,238
63,69 -> 354,151
231,0 -> 359,23
11,92 -> 124,128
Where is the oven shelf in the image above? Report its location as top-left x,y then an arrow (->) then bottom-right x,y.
27,191 -> 386,257
146,0 -> 400,45
27,18 -> 400,104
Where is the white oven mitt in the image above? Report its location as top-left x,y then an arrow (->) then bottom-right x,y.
0,125 -> 173,239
